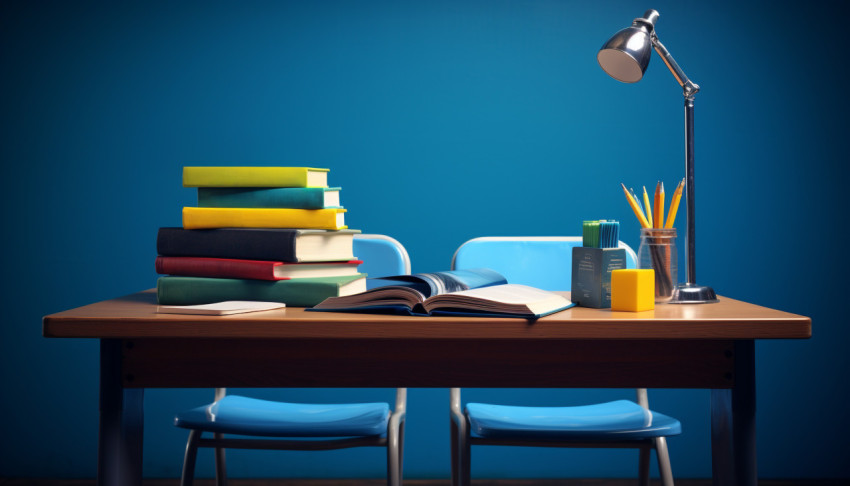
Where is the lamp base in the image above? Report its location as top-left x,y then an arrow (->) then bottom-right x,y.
668,283 -> 719,304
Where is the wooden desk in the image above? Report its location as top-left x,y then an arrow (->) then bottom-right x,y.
43,290 -> 810,486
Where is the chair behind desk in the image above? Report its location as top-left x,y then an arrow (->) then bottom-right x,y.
174,234 -> 411,486
452,236 -> 637,290
355,234 -> 412,284
450,236 -> 679,486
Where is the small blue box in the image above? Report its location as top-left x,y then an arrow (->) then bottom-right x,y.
571,247 -> 627,308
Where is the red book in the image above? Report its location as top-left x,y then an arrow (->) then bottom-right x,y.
155,256 -> 363,281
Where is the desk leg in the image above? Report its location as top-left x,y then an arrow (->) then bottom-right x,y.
98,339 -> 144,486
711,340 -> 756,486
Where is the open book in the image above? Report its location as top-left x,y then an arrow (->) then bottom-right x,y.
309,268 -> 574,318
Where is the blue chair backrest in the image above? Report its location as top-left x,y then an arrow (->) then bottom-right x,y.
451,236 -> 637,291
354,234 -> 411,287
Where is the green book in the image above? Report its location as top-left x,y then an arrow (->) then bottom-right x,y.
197,187 -> 342,209
156,274 -> 366,307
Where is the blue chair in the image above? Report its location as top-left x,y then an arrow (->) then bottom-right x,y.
354,234 -> 411,288
450,236 -> 680,486
451,236 -> 636,290
174,234 -> 411,486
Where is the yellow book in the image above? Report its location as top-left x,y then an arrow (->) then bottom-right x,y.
183,167 -> 329,188
183,207 -> 347,230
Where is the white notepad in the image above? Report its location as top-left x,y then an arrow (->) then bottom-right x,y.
156,301 -> 286,316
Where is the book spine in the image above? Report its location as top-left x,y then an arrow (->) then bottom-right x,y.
156,227 -> 300,262
155,256 -> 281,280
197,187 -> 338,209
182,207 -> 346,230
182,167 -> 328,187
156,275 -> 364,307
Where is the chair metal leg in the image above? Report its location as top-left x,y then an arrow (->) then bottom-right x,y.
388,418 -> 402,486
388,387 -> 407,486
450,419 -> 459,486
655,436 -> 675,486
180,430 -> 201,486
638,446 -> 651,486
214,432 -> 228,486
450,416 -> 471,486
398,420 -> 406,486
449,389 -> 470,486
459,426 -> 471,486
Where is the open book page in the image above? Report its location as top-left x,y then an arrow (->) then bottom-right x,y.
310,268 -> 507,314
309,285 -> 426,311
310,272 -> 574,318
368,268 -> 506,297
422,284 -> 574,318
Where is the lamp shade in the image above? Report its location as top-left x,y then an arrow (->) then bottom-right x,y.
597,10 -> 660,84
597,26 -> 652,83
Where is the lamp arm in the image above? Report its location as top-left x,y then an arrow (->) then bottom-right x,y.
650,33 -> 699,99
650,31 -> 702,290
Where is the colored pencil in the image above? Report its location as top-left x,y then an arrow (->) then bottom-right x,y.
654,181 -> 664,228
665,178 -> 685,229
630,187 -> 647,223
621,183 -> 651,228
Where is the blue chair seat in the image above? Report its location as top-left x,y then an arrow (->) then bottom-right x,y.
174,395 -> 391,437
466,399 -> 681,441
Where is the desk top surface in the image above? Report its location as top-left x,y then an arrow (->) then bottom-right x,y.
42,290 -> 811,341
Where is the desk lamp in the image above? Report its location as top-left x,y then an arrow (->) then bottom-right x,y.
597,9 -> 717,304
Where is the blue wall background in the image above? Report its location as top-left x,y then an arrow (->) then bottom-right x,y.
2,0 -> 847,480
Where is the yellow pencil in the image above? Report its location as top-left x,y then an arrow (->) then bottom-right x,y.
642,186 -> 652,228
665,178 -> 684,228
654,181 -> 664,228
621,183 -> 651,228
630,187 -> 648,223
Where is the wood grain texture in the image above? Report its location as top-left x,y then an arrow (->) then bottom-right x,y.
42,289 -> 810,390
43,290 -> 811,340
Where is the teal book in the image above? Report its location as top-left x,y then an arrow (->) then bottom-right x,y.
197,187 -> 342,209
156,274 -> 366,307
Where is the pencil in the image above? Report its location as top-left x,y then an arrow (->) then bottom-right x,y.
630,187 -> 647,223
665,178 -> 684,228
642,186 -> 652,228
621,183 -> 651,228
654,181 -> 664,228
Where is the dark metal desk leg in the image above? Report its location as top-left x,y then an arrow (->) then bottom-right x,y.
99,339 -> 144,486
711,340 -> 756,486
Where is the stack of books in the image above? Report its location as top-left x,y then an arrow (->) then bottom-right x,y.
155,167 -> 367,307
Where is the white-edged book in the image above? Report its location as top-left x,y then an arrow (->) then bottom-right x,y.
157,301 -> 286,316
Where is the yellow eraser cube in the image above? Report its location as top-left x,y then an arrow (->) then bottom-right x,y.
611,269 -> 655,312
